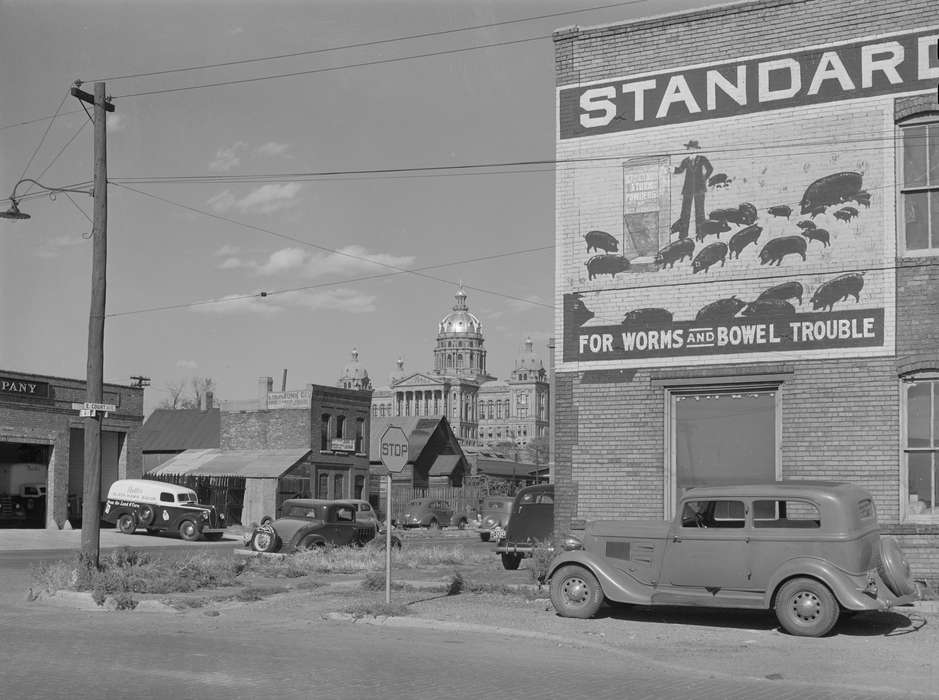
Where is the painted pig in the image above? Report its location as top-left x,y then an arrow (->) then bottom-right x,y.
584,230 -> 619,253
622,307 -> 673,327
756,281 -> 804,305
709,207 -> 745,225
758,236 -> 807,266
809,273 -> 865,311
742,298 -> 797,318
691,242 -> 729,274
654,238 -> 695,269
695,218 -> 731,242
586,254 -> 631,280
738,202 -> 758,225
833,206 -> 859,223
801,227 -> 830,247
853,190 -> 872,208
708,173 -> 732,188
563,292 -> 595,327
695,296 -> 747,323
800,171 -> 863,214
728,224 -> 762,259
796,220 -> 816,231
767,205 -> 792,219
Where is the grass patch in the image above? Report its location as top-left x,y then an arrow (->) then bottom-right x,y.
343,601 -> 410,619
235,584 -> 290,602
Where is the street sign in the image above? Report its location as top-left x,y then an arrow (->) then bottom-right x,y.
379,426 -> 409,473
72,402 -> 116,412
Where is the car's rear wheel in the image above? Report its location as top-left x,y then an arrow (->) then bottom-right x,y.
550,565 -> 603,619
297,534 -> 324,551
878,537 -> 916,597
427,518 -> 438,529
138,505 -> 155,527
774,577 -> 839,637
251,529 -> 279,553
116,513 -> 136,535
456,518 -> 468,530
479,532 -> 491,542
501,552 -> 522,570
178,519 -> 201,542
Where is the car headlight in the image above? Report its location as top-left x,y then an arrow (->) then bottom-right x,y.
559,534 -> 584,551
201,511 -> 209,520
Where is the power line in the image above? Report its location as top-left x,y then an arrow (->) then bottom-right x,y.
90,0 -> 657,83
17,90 -> 69,190
0,109 -> 84,131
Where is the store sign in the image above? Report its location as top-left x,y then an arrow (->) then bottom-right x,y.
267,390 -> 311,409
330,438 -> 356,453
0,377 -> 50,399
566,307 -> 884,361
559,28 -> 939,139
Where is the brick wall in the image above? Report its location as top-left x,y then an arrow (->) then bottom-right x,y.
220,409 -> 310,450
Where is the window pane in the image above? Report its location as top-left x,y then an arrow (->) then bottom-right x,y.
904,125 -> 927,187
675,390 -> 775,488
904,192 -> 929,250
930,124 -> 939,187
907,381 -> 932,448
935,382 -> 939,446
908,452 -> 936,513
932,190 -> 939,249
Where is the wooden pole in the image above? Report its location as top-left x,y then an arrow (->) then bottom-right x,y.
80,82 -> 108,564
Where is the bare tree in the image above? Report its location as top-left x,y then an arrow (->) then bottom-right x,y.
158,376 -> 216,409
157,379 -> 186,409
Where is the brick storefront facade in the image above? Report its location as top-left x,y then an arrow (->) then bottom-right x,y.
553,0 -> 939,578
0,370 -> 143,529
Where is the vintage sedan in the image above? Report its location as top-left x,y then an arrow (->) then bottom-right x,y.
495,484 -> 555,570
547,482 -> 920,637
250,499 -> 378,553
398,498 -> 453,528
477,496 -> 515,542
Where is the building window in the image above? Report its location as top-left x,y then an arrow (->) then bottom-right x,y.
899,117 -> 939,254
503,400 -> 510,418
317,472 -> 328,498
320,414 -> 331,450
496,401 -> 502,419
354,475 -> 365,499
355,418 -> 365,453
905,374 -> 939,519
667,386 -> 779,517
333,473 -> 344,499
335,415 -> 345,439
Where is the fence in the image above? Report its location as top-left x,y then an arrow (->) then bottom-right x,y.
149,475 -> 245,525
380,476 -> 535,524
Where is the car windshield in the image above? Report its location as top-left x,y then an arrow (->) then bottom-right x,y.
487,501 -> 511,510
177,491 -> 198,504
285,505 -> 322,519
407,500 -> 426,507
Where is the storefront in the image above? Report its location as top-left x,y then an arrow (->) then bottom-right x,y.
552,0 -> 939,578
0,370 -> 144,529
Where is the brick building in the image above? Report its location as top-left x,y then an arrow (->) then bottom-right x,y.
553,0 -> 939,575
0,370 -> 143,529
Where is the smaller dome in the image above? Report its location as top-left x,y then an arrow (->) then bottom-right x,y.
389,357 -> 407,386
515,337 -> 543,371
342,348 -> 369,380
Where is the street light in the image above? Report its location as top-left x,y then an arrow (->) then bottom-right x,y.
0,178 -> 92,220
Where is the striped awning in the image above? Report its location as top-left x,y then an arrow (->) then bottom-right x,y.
146,448 -> 310,478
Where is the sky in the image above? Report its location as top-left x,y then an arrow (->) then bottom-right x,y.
0,0 -> 706,415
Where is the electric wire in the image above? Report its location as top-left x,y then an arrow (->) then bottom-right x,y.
16,91 -> 69,195
0,109 -> 84,131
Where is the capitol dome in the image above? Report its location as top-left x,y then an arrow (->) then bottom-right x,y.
438,287 -> 482,335
515,337 -> 544,372
338,348 -> 371,390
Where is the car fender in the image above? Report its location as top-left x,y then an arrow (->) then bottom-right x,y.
547,551 -> 653,605
289,526 -> 326,549
764,557 -> 880,610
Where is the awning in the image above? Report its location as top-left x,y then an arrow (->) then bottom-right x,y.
146,448 -> 310,478
429,454 -> 462,476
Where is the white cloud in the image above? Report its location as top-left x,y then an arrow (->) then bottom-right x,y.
214,244 -> 240,256
106,113 -> 125,133
208,183 -> 302,215
299,245 -> 415,279
192,288 -> 375,315
193,292 -> 282,315
229,26 -> 244,35
257,247 -> 307,275
208,141 -> 247,172
35,234 -> 86,259
505,294 -> 544,312
218,257 -> 249,270
255,141 -> 291,158
175,359 -> 198,369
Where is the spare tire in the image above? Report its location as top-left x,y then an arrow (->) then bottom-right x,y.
138,504 -> 155,526
878,537 -> 916,597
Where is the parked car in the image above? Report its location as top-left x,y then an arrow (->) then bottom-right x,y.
250,499 -> 379,553
449,504 -> 477,529
0,494 -> 26,523
547,482 -> 921,637
399,498 -> 453,528
477,496 -> 514,541
102,479 -> 226,541
495,484 -> 555,570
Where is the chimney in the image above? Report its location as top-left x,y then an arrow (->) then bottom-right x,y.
203,390 -> 214,411
258,376 -> 273,409
281,369 -> 288,392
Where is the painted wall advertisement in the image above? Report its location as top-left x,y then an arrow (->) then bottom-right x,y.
558,28 -> 938,366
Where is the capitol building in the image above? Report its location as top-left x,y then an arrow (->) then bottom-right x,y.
337,287 -> 549,449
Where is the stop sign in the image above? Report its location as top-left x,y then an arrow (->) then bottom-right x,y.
380,426 -> 409,473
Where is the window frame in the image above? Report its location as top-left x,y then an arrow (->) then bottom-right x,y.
900,371 -> 939,522
897,113 -> 939,257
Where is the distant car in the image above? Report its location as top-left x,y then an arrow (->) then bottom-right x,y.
102,479 -> 226,541
547,482 -> 921,637
495,484 -> 555,570
478,496 -> 514,541
449,504 -> 477,529
0,494 -> 26,522
399,498 -> 453,528
250,499 -> 379,553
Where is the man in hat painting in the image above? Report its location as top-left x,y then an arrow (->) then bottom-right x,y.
672,139 -> 713,239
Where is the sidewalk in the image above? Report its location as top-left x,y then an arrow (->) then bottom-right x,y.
0,526 -> 242,552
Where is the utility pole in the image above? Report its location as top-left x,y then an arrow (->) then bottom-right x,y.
71,82 -> 114,566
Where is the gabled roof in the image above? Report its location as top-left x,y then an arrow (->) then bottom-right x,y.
474,458 -> 539,478
369,416 -> 443,462
139,409 -> 220,452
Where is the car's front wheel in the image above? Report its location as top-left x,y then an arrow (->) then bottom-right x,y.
550,565 -> 603,619
251,529 -> 279,553
178,519 -> 201,542
116,513 -> 136,535
774,577 -> 839,637
501,552 -> 522,570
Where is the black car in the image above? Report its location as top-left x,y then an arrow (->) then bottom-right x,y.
495,484 -> 554,570
250,499 -> 379,553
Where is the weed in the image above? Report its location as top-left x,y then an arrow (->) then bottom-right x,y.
235,585 -> 289,602
528,540 -> 555,584
445,572 -> 464,596
343,601 -> 410,619
360,572 -> 404,591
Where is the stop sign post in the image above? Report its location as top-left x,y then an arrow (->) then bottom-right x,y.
380,426 -> 409,603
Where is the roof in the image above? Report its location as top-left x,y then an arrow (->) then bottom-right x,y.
139,409 -> 220,452
146,448 -> 310,478
429,454 -> 462,476
475,458 -> 539,478
369,416 -> 443,462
